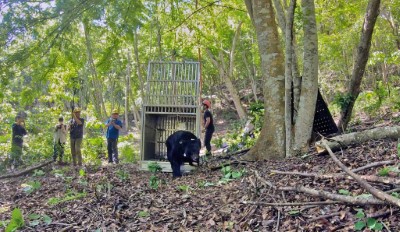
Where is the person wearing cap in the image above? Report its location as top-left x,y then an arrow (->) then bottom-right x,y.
105,109 -> 123,164
53,117 -> 67,164
202,100 -> 214,157
10,115 -> 27,167
68,108 -> 85,166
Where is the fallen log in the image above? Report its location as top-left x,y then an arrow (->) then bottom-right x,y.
315,126 -> 400,154
0,160 -> 54,180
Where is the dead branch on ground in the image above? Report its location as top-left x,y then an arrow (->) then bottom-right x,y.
271,170 -> 400,185
322,139 -> 400,208
0,160 -> 54,180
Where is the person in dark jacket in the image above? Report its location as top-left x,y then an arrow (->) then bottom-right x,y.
202,100 -> 214,157
11,115 -> 27,167
68,108 -> 84,166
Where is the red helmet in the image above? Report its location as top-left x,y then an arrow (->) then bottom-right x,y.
202,100 -> 211,108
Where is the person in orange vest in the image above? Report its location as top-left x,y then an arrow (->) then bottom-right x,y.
202,100 -> 214,157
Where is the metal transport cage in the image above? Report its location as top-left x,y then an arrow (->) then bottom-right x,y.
140,61 -> 201,171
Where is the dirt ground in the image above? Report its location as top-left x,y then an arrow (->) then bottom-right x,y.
1,117 -> 400,231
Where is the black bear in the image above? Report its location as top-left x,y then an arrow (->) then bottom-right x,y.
166,130 -> 201,177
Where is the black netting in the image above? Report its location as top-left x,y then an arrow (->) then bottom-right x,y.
312,89 -> 338,136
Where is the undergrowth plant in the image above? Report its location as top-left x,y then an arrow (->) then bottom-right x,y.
148,162 -> 162,190
354,209 -> 383,231
5,208 -> 24,232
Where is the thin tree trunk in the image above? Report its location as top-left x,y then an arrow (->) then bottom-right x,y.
134,28 -> 145,100
292,0 -> 319,154
337,0 -> 381,131
272,0 -> 302,120
125,52 -> 131,129
285,0 -> 296,157
83,20 -> 107,119
244,0 -> 286,160
205,21 -> 247,120
242,52 -> 258,102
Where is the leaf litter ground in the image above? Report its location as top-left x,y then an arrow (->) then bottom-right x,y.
1,128 -> 400,231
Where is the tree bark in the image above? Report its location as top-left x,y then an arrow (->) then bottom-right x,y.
337,0 -> 381,131
244,0 -> 286,160
292,0 -> 319,154
315,126 -> 400,153
284,0 -> 296,157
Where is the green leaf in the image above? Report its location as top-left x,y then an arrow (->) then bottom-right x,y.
338,189 -> 350,195
371,222 -> 383,231
79,169 -> 86,177
355,210 -> 365,219
42,215 -> 52,225
29,220 -> 40,227
33,170 -> 45,177
366,218 -> 377,228
6,208 -> 24,232
354,221 -> 366,231
232,171 -> 243,179
288,210 -> 300,216
28,214 -> 41,220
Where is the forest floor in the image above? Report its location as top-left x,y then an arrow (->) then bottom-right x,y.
1,117 -> 400,231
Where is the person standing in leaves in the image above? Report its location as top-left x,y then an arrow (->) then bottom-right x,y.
105,109 -> 123,164
69,108 -> 84,166
53,117 -> 67,164
202,100 -> 214,157
11,115 -> 27,167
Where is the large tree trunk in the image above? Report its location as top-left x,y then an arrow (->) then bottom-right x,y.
292,0 -> 319,154
337,0 -> 381,131
315,126 -> 400,153
244,0 -> 286,160
83,20 -> 107,119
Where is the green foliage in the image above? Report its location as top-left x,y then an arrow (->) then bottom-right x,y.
149,175 -> 160,190
116,169 -> 130,182
378,167 -> 390,177
248,101 -> 264,131
148,162 -> 162,173
47,190 -> 86,205
137,211 -> 150,218
118,139 -> 139,163
5,208 -> 24,232
177,185 -> 192,193
197,180 -> 214,188
338,189 -> 350,196
32,169 -> 45,177
28,213 -> 52,227
219,165 -> 245,184
79,169 -> 86,177
354,209 -> 383,231
22,181 -> 41,195
333,93 -> 354,111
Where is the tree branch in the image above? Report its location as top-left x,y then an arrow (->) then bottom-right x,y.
322,139 -> 400,208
